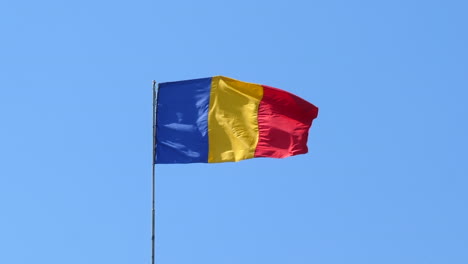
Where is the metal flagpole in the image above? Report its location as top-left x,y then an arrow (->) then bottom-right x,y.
151,80 -> 157,264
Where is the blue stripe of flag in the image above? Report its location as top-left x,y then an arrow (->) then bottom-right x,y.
155,77 -> 212,164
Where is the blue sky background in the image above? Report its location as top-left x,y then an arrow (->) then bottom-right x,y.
1,0 -> 467,263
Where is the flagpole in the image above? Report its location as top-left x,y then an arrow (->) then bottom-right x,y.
151,80 -> 157,264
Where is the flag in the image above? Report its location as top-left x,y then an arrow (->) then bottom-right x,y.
155,76 -> 319,164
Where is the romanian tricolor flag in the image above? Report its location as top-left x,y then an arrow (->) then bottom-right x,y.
155,76 -> 319,164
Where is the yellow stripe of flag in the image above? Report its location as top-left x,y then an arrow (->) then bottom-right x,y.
208,76 -> 264,163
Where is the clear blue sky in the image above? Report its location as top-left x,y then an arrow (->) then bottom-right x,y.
1,0 -> 467,263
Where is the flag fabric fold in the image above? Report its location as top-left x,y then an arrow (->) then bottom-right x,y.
155,76 -> 318,164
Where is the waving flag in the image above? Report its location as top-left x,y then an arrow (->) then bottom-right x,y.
155,76 -> 319,164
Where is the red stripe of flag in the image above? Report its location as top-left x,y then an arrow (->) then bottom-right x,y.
255,85 -> 319,158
